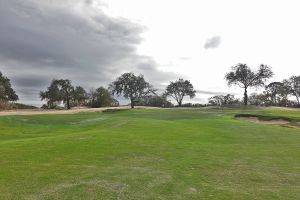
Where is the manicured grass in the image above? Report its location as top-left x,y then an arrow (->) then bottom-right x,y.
0,107 -> 299,199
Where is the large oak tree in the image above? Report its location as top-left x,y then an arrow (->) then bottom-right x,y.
40,79 -> 74,109
109,73 -> 156,108
164,78 -> 196,106
225,63 -> 273,106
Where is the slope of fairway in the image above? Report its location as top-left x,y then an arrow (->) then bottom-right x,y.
0,108 -> 299,199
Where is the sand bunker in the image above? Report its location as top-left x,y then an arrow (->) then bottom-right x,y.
237,116 -> 290,125
234,114 -> 298,129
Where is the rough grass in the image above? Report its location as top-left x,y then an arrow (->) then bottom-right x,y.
0,107 -> 299,199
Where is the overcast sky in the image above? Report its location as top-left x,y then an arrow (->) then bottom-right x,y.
1,0 -> 300,106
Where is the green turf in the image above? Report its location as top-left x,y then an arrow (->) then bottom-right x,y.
0,107 -> 299,199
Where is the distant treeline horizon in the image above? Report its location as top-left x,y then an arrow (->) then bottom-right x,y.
1,63 -> 300,110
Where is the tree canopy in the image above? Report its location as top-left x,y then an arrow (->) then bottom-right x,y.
164,78 -> 196,106
109,73 -> 156,108
0,72 -> 18,102
72,86 -> 88,106
88,87 -> 119,108
265,82 -> 288,106
283,76 -> 300,106
208,94 -> 239,107
248,93 -> 269,106
225,63 -> 273,105
137,95 -> 173,108
40,79 -> 74,109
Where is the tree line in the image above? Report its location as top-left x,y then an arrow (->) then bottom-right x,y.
247,76 -> 300,107
209,63 -> 300,107
39,79 -> 119,109
1,63 -> 300,109
38,73 -> 195,109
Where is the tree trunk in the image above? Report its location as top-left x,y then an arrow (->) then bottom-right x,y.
66,98 -> 70,109
130,98 -> 134,109
178,100 -> 182,107
65,90 -> 71,110
296,95 -> 300,107
178,95 -> 184,107
243,87 -> 248,106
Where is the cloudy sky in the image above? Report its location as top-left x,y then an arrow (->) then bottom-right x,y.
1,0 -> 300,106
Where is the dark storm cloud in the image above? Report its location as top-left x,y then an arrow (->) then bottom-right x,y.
13,75 -> 49,88
204,36 -> 222,49
0,0 -> 177,105
0,0 -> 141,67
